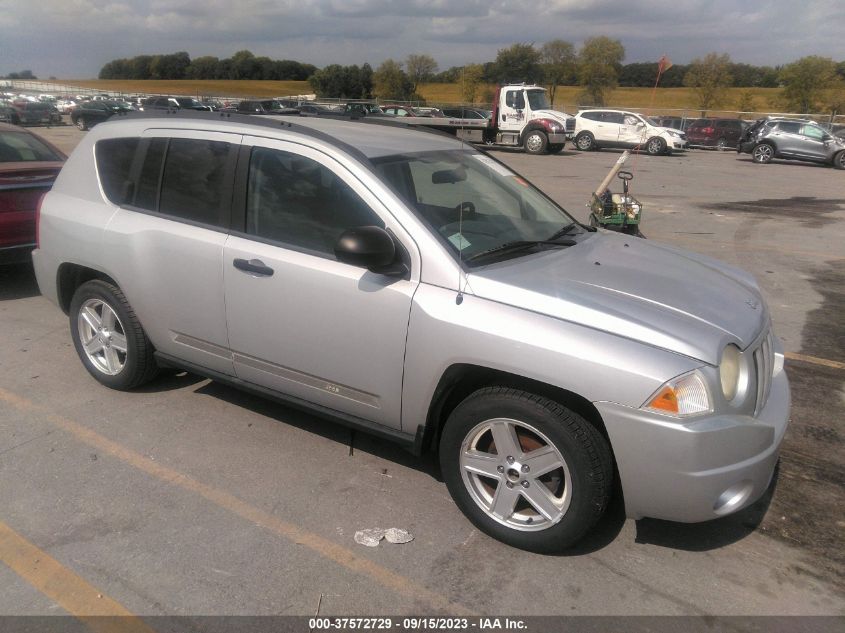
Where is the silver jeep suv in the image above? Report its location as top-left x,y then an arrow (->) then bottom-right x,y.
33,112 -> 789,552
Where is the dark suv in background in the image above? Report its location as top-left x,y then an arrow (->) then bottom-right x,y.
738,117 -> 845,169
71,101 -> 133,131
9,101 -> 62,126
686,118 -> 745,149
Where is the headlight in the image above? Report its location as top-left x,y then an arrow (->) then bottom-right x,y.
667,130 -> 680,137
719,345 -> 750,402
719,344 -> 742,401
643,371 -> 712,418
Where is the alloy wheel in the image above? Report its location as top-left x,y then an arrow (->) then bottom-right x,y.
77,298 -> 128,375
459,417 -> 572,531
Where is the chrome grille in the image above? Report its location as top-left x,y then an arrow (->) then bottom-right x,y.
565,118 -> 575,133
753,329 -> 775,415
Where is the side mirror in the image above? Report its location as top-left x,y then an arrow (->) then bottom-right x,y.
334,226 -> 404,275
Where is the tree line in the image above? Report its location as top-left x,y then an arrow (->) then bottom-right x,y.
94,44 -> 845,114
98,51 -> 316,81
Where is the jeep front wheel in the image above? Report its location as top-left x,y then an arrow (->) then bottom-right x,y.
439,387 -> 613,552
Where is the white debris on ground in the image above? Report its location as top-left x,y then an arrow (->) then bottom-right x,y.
384,528 -> 413,544
354,528 -> 414,547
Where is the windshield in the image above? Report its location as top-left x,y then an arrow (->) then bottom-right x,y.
176,98 -> 202,107
373,150 -> 580,266
526,90 -> 550,111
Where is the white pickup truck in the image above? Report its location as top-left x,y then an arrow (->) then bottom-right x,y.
395,84 -> 575,155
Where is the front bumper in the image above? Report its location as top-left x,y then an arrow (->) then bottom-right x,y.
596,366 -> 790,523
548,132 -> 568,145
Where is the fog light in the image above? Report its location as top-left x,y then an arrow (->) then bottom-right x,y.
713,480 -> 753,516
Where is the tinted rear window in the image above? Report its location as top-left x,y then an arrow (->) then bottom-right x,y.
95,138 -> 140,204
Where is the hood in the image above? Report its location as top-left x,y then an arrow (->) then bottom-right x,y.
532,109 -> 573,124
466,231 -> 767,365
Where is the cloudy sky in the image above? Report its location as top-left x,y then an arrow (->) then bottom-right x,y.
2,0 -> 843,78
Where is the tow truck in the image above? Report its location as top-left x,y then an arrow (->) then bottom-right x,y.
375,84 -> 575,155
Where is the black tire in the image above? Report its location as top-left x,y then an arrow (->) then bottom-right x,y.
11,113 -> 20,125
575,131 -> 595,151
645,136 -> 666,156
523,129 -> 548,155
439,387 -> 613,553
75,117 -> 88,131
716,137 -> 728,151
548,143 -> 564,154
69,280 -> 159,390
833,151 -> 845,170
752,142 -> 774,164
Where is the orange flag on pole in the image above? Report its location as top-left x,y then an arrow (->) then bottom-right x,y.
657,55 -> 673,74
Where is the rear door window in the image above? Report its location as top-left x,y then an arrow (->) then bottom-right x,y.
158,138 -> 236,227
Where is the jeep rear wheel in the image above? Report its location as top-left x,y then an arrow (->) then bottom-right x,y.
752,143 -> 774,164
523,130 -> 548,155
440,387 -> 613,552
75,117 -> 88,131
70,280 -> 159,390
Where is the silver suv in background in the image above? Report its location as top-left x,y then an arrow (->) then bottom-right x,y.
738,117 -> 845,169
33,112 -> 789,552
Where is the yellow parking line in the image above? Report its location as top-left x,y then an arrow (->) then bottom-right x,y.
0,387 -> 472,615
0,521 -> 155,633
784,352 -> 845,370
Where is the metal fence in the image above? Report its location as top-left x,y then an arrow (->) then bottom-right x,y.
5,79 -> 843,127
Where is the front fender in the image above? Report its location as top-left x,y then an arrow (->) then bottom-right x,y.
400,284 -> 700,435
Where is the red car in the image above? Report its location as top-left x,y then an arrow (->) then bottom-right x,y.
685,118 -> 745,150
0,123 -> 66,264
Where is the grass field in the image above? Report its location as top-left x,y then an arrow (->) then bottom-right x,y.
61,79 -> 788,115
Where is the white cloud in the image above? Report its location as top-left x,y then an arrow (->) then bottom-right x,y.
2,0 -> 843,77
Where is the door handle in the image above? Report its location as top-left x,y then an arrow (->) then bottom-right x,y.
233,258 -> 274,276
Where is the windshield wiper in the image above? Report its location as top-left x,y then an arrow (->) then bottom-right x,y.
465,238 -> 576,264
547,221 -> 595,239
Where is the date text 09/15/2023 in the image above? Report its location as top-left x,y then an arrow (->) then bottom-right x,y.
307,617 -> 527,630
